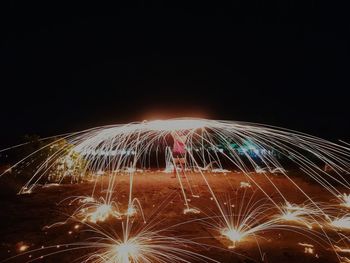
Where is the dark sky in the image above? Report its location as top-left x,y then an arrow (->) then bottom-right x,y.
1,2 -> 349,147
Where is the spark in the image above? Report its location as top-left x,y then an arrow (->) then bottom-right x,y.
335,245 -> 350,253
220,228 -> 245,248
113,241 -> 140,263
304,247 -> 314,254
298,242 -> 314,248
211,168 -> 230,173
123,205 -> 137,217
339,193 -> 350,208
276,201 -> 323,229
145,119 -> 209,131
42,183 -> 60,188
11,118 -> 350,208
73,198 -> 122,223
342,257 -> 350,263
183,207 -> 201,215
18,187 -> 32,195
10,217 -> 218,263
201,192 -> 279,249
298,242 -> 315,255
240,181 -> 251,188
79,196 -> 95,203
329,215 -> 350,230
79,220 -> 218,263
2,117 -> 350,262
17,244 -> 29,253
82,204 -> 121,223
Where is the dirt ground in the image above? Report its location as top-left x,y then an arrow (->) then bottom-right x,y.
0,171 -> 348,263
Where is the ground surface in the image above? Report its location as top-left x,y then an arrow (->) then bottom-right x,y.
0,171 -> 348,262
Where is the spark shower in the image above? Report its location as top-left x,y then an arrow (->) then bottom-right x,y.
1,118 -> 350,263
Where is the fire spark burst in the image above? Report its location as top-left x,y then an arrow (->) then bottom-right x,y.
80,221 -> 218,263
1,118 -> 350,262
276,201 -> 324,229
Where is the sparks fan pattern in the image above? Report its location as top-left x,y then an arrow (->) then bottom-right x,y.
1,118 -> 350,263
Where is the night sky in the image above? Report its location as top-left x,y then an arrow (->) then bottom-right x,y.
1,2 -> 349,147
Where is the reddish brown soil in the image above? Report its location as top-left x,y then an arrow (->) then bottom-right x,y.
0,172 -> 348,262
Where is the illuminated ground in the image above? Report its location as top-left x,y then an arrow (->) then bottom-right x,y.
0,171 -> 347,262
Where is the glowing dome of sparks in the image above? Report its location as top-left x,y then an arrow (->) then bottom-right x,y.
145,118 -> 209,131
2,117 -> 350,263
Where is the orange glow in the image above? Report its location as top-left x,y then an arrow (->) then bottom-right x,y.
145,119 -> 209,131
17,244 -> 29,252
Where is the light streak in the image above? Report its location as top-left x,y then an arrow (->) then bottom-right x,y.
276,201 -> 323,229
183,207 -> 201,215
79,218 -> 218,263
2,118 -> 350,262
339,193 -> 350,208
329,215 -> 350,230
200,192 -> 279,249
73,197 -> 122,223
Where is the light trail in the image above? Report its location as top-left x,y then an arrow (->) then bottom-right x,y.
2,118 -> 350,262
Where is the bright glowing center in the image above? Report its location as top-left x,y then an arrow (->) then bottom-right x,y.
145,119 -> 208,131
222,228 -> 243,242
331,217 -> 350,229
115,242 -> 139,263
281,210 -> 298,221
18,244 -> 29,252
280,203 -> 304,221
124,206 -> 137,217
88,204 -> 112,223
279,204 -> 313,229
340,193 -> 350,207
221,228 -> 245,248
